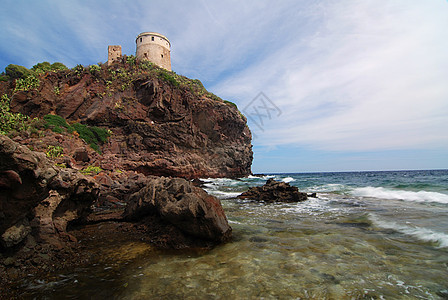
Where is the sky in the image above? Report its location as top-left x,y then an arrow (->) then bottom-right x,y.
1,0 -> 447,173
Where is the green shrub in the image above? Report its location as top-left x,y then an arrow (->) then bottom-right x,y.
0,74 -> 9,81
46,145 -> 64,158
224,100 -> 237,109
51,62 -> 68,71
43,114 -> 110,153
0,94 -> 31,134
31,62 -> 52,74
126,55 -> 137,66
139,60 -> 155,71
5,64 -> 33,80
14,75 -> 40,92
89,64 -> 101,75
43,114 -> 73,133
31,62 -> 68,74
73,64 -> 85,76
81,165 -> 103,175
71,123 -> 110,153
157,70 -> 179,87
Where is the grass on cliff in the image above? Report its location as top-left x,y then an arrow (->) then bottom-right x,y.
43,114 -> 110,153
106,57 -> 223,101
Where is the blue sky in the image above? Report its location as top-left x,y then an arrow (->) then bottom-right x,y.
1,0 -> 447,173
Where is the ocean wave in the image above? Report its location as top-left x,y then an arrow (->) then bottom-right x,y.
206,190 -> 242,199
246,175 -> 275,180
201,178 -> 241,189
281,177 -> 295,183
307,184 -> 347,193
352,187 -> 448,204
369,214 -> 448,248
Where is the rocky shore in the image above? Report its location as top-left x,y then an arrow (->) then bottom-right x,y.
0,59 -> 252,297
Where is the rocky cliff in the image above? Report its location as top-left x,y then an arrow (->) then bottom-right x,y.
0,59 -> 252,292
3,59 -> 253,179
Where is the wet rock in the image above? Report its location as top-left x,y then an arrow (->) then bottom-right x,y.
0,135 -> 99,251
124,177 -> 232,244
238,178 -> 307,203
249,236 -> 269,243
1,219 -> 31,248
0,170 -> 22,188
3,257 -> 15,266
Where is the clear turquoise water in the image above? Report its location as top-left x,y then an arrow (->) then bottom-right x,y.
21,170 -> 448,299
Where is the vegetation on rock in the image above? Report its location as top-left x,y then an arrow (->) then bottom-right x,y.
43,114 -> 110,153
0,94 -> 32,134
1,57 -> 252,179
46,145 -> 64,158
81,165 -> 103,175
14,74 -> 40,92
5,64 -> 34,79
31,61 -> 68,74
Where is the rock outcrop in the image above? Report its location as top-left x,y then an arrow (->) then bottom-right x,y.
238,178 -> 308,203
7,60 -> 253,179
124,177 -> 232,245
0,60 -> 247,292
0,135 -> 99,250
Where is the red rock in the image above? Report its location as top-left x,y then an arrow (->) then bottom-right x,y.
8,62 -> 252,179
124,177 -> 232,244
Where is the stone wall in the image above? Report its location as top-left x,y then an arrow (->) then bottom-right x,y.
107,45 -> 122,66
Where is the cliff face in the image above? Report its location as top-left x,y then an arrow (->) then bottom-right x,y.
7,60 -> 253,179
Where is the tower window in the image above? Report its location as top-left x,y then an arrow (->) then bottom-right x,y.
140,37 -> 142,42
161,54 -> 164,58
151,37 -> 154,41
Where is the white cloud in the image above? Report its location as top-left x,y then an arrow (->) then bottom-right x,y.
1,0 -> 446,156
209,0 -> 448,152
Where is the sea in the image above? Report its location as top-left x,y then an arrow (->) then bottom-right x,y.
20,170 -> 448,299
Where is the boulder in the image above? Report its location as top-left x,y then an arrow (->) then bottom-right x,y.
238,178 -> 308,203
73,147 -> 90,162
124,177 -> 232,244
0,135 -> 99,250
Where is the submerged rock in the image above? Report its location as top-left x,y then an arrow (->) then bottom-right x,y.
124,177 -> 232,244
238,178 -> 307,203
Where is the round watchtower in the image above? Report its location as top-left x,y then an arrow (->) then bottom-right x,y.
136,32 -> 171,71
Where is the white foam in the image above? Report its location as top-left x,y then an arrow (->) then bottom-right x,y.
282,177 -> 295,183
206,190 -> 241,199
352,187 -> 448,204
308,184 -> 346,193
369,214 -> 448,248
243,175 -> 275,180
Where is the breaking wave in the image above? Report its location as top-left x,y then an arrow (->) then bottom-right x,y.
352,187 -> 448,204
369,214 -> 448,248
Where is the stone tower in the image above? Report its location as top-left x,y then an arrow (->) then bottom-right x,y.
107,45 -> 122,65
136,32 -> 171,71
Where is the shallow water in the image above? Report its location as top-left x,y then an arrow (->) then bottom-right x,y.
20,170 -> 448,299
